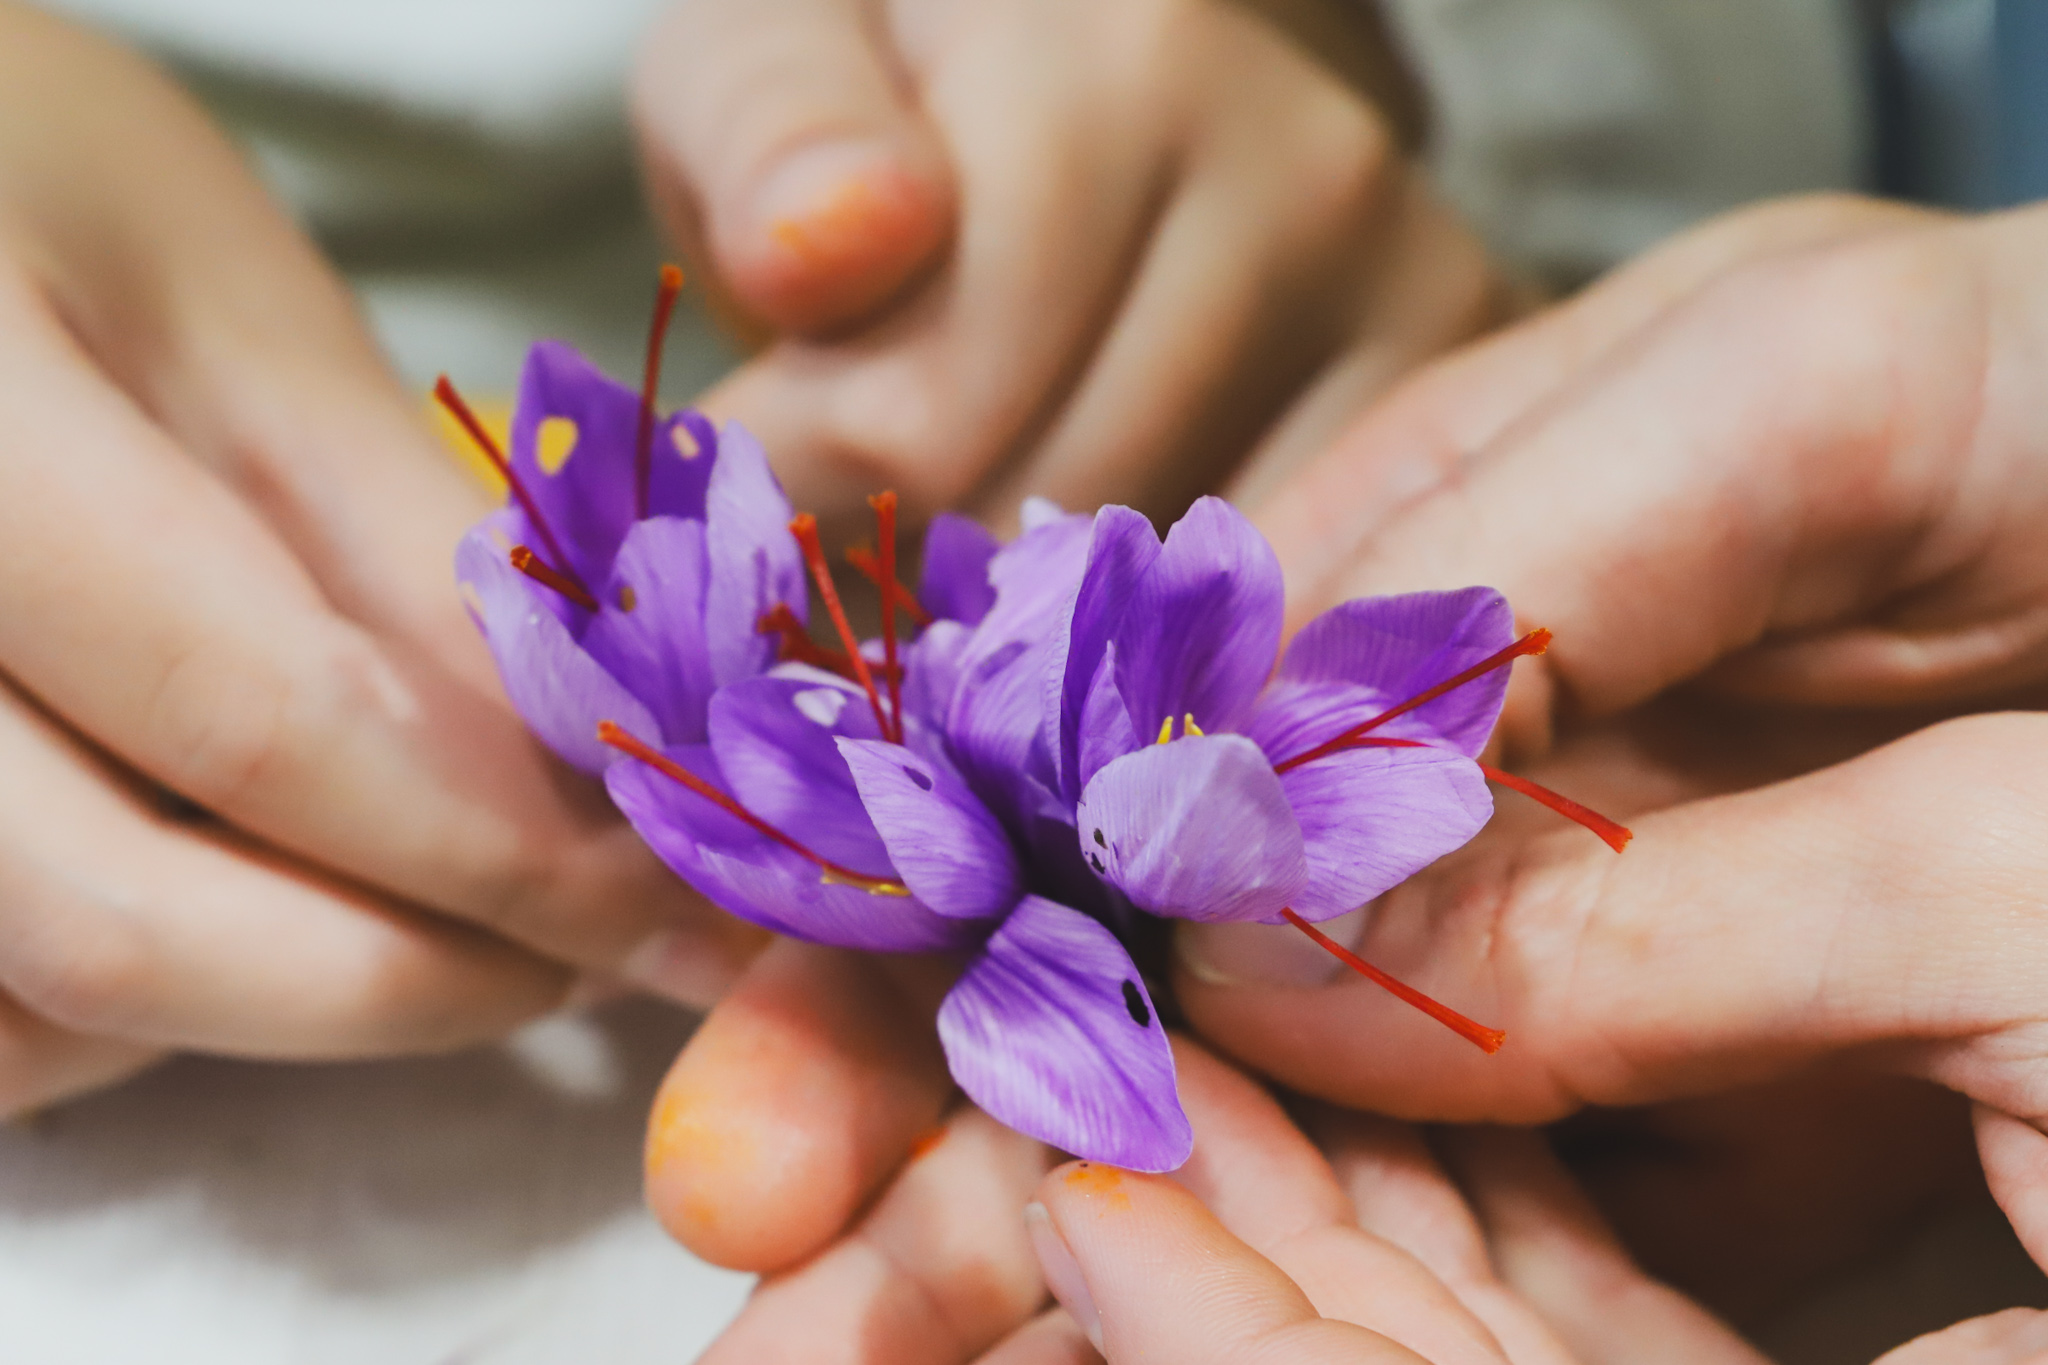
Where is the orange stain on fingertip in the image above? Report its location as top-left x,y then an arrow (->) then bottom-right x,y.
645,1083 -> 755,1236
769,169 -> 934,278
1061,1161 -> 1131,1210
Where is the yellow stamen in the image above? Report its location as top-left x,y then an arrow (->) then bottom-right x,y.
1156,716 -> 1175,745
820,869 -> 912,896
1184,713 -> 1203,737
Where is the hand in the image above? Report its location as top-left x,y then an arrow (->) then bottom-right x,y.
1172,194 -> 2048,1279
632,0 -> 1512,533
0,5 -> 760,1112
687,1032 -> 1779,1365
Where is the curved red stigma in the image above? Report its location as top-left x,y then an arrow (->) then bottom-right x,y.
598,720 -> 907,895
869,492 -> 907,743
436,376 -> 590,599
634,264 -> 685,520
1279,909 -> 1505,1053
790,514 -> 894,740
845,545 -> 933,626
510,545 -> 598,612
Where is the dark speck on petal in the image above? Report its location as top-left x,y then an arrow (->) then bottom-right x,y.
1092,828 -> 1106,847
1121,980 -> 1151,1028
1088,852 -> 1105,874
900,764 -> 934,792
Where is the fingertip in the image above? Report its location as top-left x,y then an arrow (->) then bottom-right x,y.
720,142 -> 953,334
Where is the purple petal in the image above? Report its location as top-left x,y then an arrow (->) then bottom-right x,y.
1277,743 -> 1492,920
1252,589 -> 1517,762
900,618 -> 970,732
1075,734 -> 1308,923
579,516 -> 716,744
1109,497 -> 1281,743
509,341 -> 642,588
456,524 -> 657,774
918,512 -> 1000,626
646,409 -> 716,523
1076,642 -> 1137,794
706,676 -> 894,878
703,421 -> 806,687
1050,505 -> 1161,804
938,896 -> 1189,1171
605,742 -> 974,952
837,738 -> 1020,920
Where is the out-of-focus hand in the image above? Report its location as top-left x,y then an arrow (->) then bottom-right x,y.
1174,195 -> 2048,1276
0,4 -> 762,1112
633,0 -> 1511,533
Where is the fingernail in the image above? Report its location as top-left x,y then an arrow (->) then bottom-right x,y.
1175,905 -> 1371,988
1025,1201 -> 1102,1352
749,141 -> 935,270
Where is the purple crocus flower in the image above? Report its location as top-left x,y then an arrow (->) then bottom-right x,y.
601,504 -> 1193,1171
445,337 -> 806,773
1056,497 -> 1522,929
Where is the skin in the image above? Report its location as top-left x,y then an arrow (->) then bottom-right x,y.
655,195 -> 2048,1360
632,0 -> 1513,537
0,3 -> 769,1111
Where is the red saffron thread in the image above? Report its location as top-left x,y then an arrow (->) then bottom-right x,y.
1303,735 -> 1633,850
436,375 -> 590,598
869,492 -> 906,743
635,264 -> 685,520
597,721 -> 907,894
510,545 -> 599,612
791,513 -> 893,740
844,545 -> 934,626
1275,629 -> 1552,774
1279,908 -> 1505,1054
756,604 -> 902,681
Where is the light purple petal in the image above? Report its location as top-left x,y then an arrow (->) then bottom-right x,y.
1075,734 -> 1308,923
1252,589 -> 1517,762
706,676 -> 895,878
918,512 -> 1000,626
703,421 -> 805,687
1109,497 -> 1281,742
837,738 -> 1020,921
1279,743 -> 1492,920
937,896 -> 1189,1171
605,742 -> 974,952
1049,505 -> 1161,804
509,341 -> 643,588
579,516 -> 716,744
1076,642 -> 1137,794
456,525 -> 656,774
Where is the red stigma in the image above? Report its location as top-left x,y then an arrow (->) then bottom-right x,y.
844,545 -> 933,626
869,492 -> 906,744
635,264 -> 685,520
1478,763 -> 1633,852
597,721 -> 907,894
1279,909 -> 1505,1053
436,376 -> 591,601
1275,629 -> 1551,774
790,513 -> 894,741
510,545 -> 598,612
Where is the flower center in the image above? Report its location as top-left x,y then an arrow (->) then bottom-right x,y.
598,720 -> 910,896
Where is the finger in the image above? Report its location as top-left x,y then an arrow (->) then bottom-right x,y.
970,5 -> 1497,527
633,0 -> 955,333
645,939 -> 954,1271
0,24 -> 758,995
1973,1105 -> 2048,1273
0,670 -> 569,1057
1439,1127 -> 1767,1365
1167,1040 -> 1512,1365
0,265 -> 744,983
0,988 -> 157,1118
1179,711 -> 2048,1123
1253,193 -> 1943,621
701,1106 -> 1050,1365
694,0 -> 1175,528
1033,1161 -> 1431,1364
969,1309 -> 1099,1365
1270,209 -> 2040,720
1875,1309 -> 2048,1365
1316,1113 -> 1579,1365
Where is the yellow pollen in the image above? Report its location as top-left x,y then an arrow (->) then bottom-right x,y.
1156,716 -> 1175,745
537,415 -> 579,473
820,869 -> 912,896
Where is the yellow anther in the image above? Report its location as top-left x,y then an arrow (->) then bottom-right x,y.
1184,713 -> 1203,737
819,869 -> 913,896
1156,716 -> 1176,745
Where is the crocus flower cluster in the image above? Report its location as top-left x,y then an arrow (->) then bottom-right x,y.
450,273 -> 1627,1173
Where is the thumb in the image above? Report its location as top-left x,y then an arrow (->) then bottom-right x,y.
633,0 -> 955,335
1177,710 -> 2048,1127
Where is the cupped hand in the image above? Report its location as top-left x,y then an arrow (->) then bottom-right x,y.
0,4 -> 762,1112
1174,195 -> 2048,1270
632,0 -> 1511,533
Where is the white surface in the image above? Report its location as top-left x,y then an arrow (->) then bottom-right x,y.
0,1001 -> 752,1365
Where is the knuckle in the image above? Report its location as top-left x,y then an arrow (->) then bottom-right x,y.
143,640 -> 295,815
